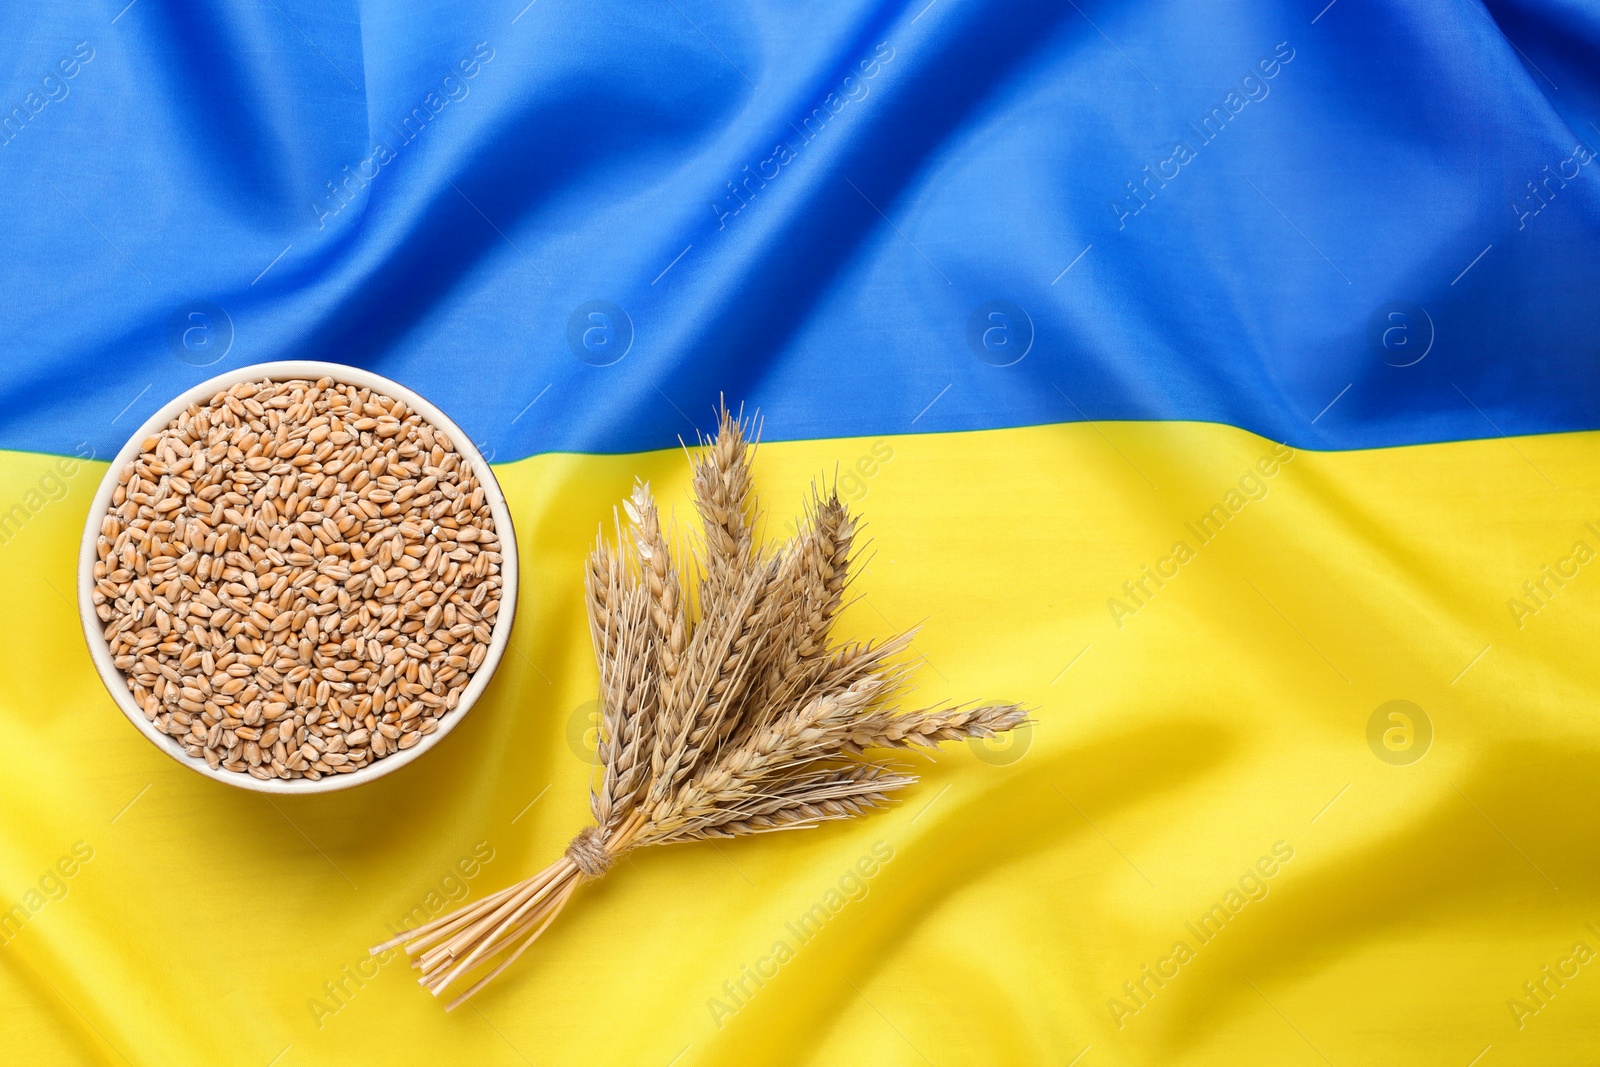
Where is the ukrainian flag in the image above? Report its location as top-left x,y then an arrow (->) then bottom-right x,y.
3,1 -> 1598,1064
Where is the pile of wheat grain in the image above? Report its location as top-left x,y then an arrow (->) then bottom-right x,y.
89,376 -> 502,782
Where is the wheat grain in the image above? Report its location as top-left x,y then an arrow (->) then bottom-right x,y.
91,377 -> 503,782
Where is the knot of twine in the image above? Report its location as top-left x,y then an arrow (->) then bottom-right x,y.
565,826 -> 613,878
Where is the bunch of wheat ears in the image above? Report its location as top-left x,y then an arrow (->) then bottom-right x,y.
374,409 -> 1025,1007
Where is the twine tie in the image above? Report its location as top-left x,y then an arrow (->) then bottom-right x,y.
565,826 -> 612,878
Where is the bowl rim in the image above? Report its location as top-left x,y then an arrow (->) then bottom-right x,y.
77,360 -> 519,794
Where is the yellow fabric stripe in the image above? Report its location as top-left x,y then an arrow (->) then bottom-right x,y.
1,421 -> 1597,1065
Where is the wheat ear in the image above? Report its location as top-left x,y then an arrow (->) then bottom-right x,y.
374,403 -> 1029,1004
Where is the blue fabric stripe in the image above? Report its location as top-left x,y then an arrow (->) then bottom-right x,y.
1,0 -> 1596,462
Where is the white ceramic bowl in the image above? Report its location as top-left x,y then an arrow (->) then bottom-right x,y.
77,361 -> 519,793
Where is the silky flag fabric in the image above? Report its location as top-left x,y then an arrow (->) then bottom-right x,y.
2,1 -> 1599,1065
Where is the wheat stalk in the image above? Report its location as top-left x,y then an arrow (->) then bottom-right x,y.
373,405 -> 1028,1007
